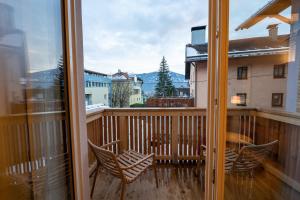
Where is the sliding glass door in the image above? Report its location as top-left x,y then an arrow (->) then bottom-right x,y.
0,0 -> 73,199
217,0 -> 300,199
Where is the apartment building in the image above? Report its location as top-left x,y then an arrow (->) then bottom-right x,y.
186,25 -> 289,110
84,69 -> 111,106
112,70 -> 143,107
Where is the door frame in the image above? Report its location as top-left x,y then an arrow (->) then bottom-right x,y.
64,0 -> 90,199
62,0 -> 230,199
205,0 -> 229,199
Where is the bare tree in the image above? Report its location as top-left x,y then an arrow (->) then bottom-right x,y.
111,80 -> 132,108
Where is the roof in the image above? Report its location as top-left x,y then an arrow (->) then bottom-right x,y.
186,34 -> 289,62
185,34 -> 290,79
191,26 -> 206,31
112,70 -> 130,80
84,69 -> 107,76
235,0 -> 291,31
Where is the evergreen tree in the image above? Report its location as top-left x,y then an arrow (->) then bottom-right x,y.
155,56 -> 175,97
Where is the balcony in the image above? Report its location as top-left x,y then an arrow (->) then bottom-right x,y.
86,108 -> 300,199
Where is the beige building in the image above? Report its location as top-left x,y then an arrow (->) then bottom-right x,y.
130,76 -> 143,105
112,70 -> 143,107
186,26 -> 289,110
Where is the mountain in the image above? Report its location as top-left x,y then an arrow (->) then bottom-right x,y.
134,71 -> 189,96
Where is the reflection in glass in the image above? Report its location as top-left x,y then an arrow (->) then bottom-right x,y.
0,1 -> 73,199
224,0 -> 300,199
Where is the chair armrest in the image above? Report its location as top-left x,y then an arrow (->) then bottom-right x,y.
120,153 -> 154,170
101,140 -> 121,149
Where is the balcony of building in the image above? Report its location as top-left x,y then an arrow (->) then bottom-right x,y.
85,107 -> 300,200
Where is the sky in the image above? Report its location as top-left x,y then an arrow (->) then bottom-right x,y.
82,0 -> 291,75
2,0 -> 64,73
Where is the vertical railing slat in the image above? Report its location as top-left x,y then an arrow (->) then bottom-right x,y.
161,116 -> 165,157
171,115 -> 179,162
130,116 -> 134,150
166,116 -> 170,158
157,116 -> 161,156
179,116 -> 183,157
139,116 -> 143,153
143,117 -> 147,155
147,116 -> 151,154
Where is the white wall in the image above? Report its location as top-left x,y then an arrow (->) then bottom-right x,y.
194,54 -> 288,110
85,87 -> 109,106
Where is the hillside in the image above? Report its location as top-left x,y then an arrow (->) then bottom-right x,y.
135,71 -> 189,96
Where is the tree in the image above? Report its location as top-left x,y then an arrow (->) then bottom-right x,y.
111,80 -> 132,108
54,56 -> 65,97
155,56 -> 175,97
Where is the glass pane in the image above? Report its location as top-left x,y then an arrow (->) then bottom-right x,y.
0,0 -> 73,199
224,0 -> 300,199
82,0 -> 209,199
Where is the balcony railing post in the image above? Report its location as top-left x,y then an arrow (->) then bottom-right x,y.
171,115 -> 179,163
119,116 -> 129,152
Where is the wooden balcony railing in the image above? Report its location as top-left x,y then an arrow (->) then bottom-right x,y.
0,111 -> 68,175
86,108 -> 256,167
86,108 -> 300,192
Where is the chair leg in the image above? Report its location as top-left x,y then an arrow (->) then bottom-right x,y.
194,159 -> 201,176
153,163 -> 158,188
90,164 -> 99,198
120,181 -> 126,200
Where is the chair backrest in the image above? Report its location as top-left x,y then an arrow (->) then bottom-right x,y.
233,140 -> 278,172
88,140 -> 123,178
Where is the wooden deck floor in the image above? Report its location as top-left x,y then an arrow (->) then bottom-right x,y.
91,164 -> 300,200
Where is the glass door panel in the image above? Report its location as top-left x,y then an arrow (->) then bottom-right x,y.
224,0 -> 300,199
0,0 -> 73,199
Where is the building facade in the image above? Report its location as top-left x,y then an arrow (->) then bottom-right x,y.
186,26 -> 289,110
84,69 -> 111,106
112,70 -> 143,107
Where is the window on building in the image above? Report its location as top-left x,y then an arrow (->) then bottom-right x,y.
134,89 -> 139,95
236,93 -> 247,106
104,94 -> 107,100
85,94 -> 92,105
274,64 -> 286,78
237,66 -> 248,80
272,93 -> 283,107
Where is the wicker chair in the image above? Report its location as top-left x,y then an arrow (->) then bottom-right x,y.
88,140 -> 158,200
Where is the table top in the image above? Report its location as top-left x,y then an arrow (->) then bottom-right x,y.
226,132 -> 253,144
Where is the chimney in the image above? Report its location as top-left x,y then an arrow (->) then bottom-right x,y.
0,3 -> 15,36
267,24 -> 279,40
191,26 -> 206,45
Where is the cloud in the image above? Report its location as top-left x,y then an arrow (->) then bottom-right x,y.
82,0 -> 208,74
82,0 -> 290,75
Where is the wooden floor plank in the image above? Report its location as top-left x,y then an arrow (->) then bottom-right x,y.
91,164 -> 300,200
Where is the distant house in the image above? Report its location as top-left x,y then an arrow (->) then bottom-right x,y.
112,70 -> 143,107
186,25 -> 289,109
84,69 -> 111,106
130,76 -> 144,105
175,85 -> 190,97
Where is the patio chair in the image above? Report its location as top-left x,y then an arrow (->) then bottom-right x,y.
88,140 -> 158,200
226,140 -> 278,174
196,140 -> 278,176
